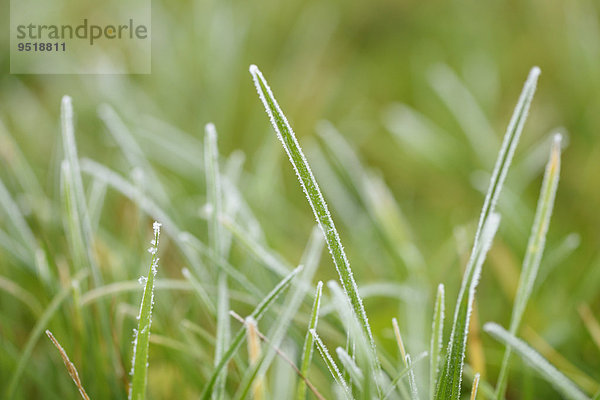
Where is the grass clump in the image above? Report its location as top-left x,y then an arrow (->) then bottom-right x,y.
0,62 -> 596,400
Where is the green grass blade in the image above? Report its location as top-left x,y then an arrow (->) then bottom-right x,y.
205,123 -> 230,400
430,283 -> 445,398
406,354 -> 419,400
383,352 -> 428,400
249,64 -> 379,375
435,213 -> 500,400
435,67 -> 540,399
297,281 -> 324,400
61,96 -> 102,285
200,266 -> 302,400
495,134 -> 562,399
484,323 -> 590,400
310,329 -> 354,399
129,222 -> 162,400
6,270 -> 88,399
473,67 -> 540,250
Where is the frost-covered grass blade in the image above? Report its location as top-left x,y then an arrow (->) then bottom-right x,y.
484,323 -> 590,400
297,281 -> 324,400
495,134 -> 562,398
435,67 -> 541,400
249,63 -> 379,378
310,329 -> 353,400
129,221 -> 162,400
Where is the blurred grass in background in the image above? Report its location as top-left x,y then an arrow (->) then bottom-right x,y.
0,0 -> 599,398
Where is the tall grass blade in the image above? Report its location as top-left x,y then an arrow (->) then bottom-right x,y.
484,323 -> 590,400
60,96 -> 101,284
297,281 -> 324,400
472,67 -> 540,250
310,329 -> 354,399
249,63 -> 379,376
45,330 -> 91,400
435,66 -> 540,400
129,222 -> 162,400
205,123 -> 230,400
200,266 -> 302,400
430,284 -> 445,398
495,134 -> 562,399
435,213 -> 500,400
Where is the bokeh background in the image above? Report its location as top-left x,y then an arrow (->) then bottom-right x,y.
0,0 -> 599,398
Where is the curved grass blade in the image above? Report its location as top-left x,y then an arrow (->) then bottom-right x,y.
297,281 -> 324,400
249,64 -> 379,379
495,134 -> 562,399
45,330 -> 91,400
200,266 -> 301,400
435,66 -> 540,400
129,222 -> 162,400
435,213 -> 500,400
484,323 -> 590,400
205,123 -> 230,400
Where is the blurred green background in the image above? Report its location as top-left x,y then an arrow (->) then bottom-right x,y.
0,0 -> 599,398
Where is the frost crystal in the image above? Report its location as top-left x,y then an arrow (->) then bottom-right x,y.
138,276 -> 147,285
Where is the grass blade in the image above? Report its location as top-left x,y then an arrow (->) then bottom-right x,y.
430,284 -> 445,398
435,213 -> 501,400
383,352 -> 428,400
45,330 -> 91,400
205,123 -> 230,400
200,266 -> 302,400
435,67 -> 540,399
249,64 -> 379,377
470,373 -> 480,400
495,134 -> 562,398
405,354 -> 419,400
297,281 -> 324,400
129,222 -> 162,400
61,96 -> 102,285
484,323 -> 590,400
310,329 -> 354,399
337,347 -> 364,389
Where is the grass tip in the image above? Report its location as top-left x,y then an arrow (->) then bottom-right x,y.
249,64 -> 259,75
530,66 -> 541,78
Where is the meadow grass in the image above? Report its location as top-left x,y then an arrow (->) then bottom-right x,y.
0,60 -> 597,400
